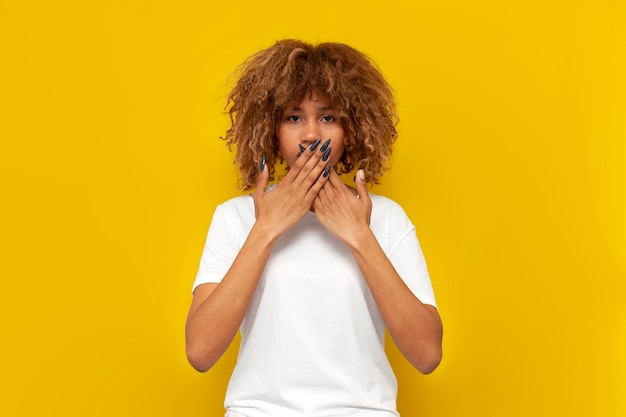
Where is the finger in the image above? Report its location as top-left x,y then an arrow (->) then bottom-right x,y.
304,163 -> 332,205
313,189 -> 324,209
316,175 -> 331,203
326,167 -> 343,189
295,142 -> 329,188
255,154 -> 269,196
355,168 -> 370,203
283,140 -> 322,185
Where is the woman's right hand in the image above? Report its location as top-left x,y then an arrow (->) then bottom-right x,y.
253,142 -> 331,239
185,142 -> 334,372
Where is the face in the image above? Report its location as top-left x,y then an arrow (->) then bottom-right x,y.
276,90 -> 345,168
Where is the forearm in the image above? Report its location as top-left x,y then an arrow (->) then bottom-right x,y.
348,228 -> 443,374
185,223 -> 277,372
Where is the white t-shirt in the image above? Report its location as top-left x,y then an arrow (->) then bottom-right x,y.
193,193 -> 437,417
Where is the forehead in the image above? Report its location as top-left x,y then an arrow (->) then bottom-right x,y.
287,89 -> 332,109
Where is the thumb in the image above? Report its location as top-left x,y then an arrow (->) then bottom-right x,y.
254,155 -> 268,219
355,169 -> 369,202
256,154 -> 269,195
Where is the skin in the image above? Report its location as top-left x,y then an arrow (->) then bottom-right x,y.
276,90 -> 345,168
185,91 -> 443,374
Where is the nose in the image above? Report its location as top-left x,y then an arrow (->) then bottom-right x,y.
301,120 -> 321,144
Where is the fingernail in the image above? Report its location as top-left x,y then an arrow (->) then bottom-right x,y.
322,164 -> 332,178
309,138 -> 321,151
259,154 -> 266,172
319,138 -> 331,153
322,146 -> 332,162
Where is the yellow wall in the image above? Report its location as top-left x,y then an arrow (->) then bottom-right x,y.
1,1 -> 624,416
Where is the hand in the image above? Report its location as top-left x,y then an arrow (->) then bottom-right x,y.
313,169 -> 372,247
253,145 -> 331,240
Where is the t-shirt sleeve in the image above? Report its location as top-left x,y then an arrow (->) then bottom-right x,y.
388,204 -> 438,308
192,204 -> 241,294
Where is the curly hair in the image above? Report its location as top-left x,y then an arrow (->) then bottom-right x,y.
222,39 -> 398,190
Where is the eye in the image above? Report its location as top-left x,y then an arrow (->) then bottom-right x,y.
321,115 -> 336,122
287,115 -> 301,122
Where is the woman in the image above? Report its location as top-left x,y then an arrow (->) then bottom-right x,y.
186,39 -> 443,417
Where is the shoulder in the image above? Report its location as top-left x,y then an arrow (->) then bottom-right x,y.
216,185 -> 279,214
369,193 -> 414,231
370,193 -> 409,219
211,194 -> 255,229
218,194 -> 254,210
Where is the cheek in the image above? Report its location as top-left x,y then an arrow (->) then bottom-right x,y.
277,140 -> 298,167
335,128 -> 347,151
330,139 -> 346,164
276,129 -> 292,159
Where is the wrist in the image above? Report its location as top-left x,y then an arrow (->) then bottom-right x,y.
249,219 -> 281,248
344,225 -> 376,254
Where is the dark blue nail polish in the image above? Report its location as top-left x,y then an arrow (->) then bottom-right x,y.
309,138 -> 321,151
322,146 -> 332,162
319,138 -> 331,153
322,164 -> 332,178
299,144 -> 306,153
259,154 -> 266,172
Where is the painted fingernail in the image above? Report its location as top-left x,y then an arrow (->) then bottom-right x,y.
309,138 -> 321,151
322,146 -> 332,162
259,154 -> 266,172
319,138 -> 331,153
322,164 -> 332,178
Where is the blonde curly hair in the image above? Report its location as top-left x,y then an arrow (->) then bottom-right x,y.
222,39 -> 398,190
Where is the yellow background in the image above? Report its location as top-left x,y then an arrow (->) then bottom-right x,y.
1,1 -> 624,416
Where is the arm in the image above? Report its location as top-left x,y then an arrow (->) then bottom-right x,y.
348,229 -> 443,374
313,170 -> 443,374
185,147 -> 331,372
185,222 -> 276,372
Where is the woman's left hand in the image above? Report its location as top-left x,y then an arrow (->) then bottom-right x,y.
315,168 -> 443,374
313,168 -> 372,247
